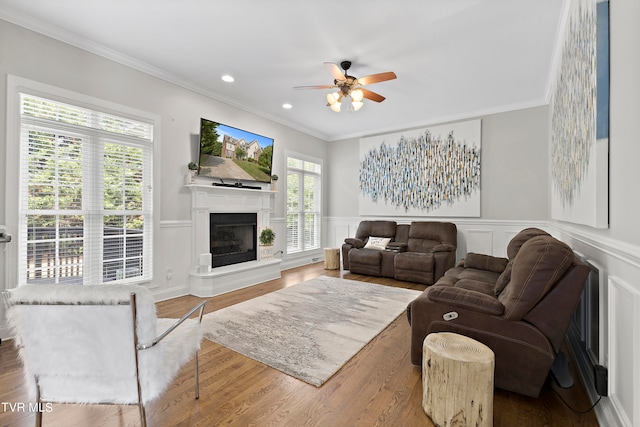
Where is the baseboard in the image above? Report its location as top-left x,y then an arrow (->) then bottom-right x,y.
151,284 -> 192,302
567,329 -> 625,426
0,325 -> 12,341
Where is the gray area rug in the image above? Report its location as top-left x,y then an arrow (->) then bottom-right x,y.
202,275 -> 421,386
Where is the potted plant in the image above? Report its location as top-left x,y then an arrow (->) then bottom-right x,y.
259,227 -> 275,260
271,174 -> 278,191
187,162 -> 198,183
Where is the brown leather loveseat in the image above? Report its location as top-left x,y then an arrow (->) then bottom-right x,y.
342,220 -> 457,285
406,228 -> 590,397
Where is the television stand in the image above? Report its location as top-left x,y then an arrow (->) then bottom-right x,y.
212,182 -> 262,190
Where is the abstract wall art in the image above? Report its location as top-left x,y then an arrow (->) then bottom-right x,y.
359,119 -> 481,217
550,0 -> 609,228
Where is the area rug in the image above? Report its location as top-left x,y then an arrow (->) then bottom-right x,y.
201,275 -> 421,387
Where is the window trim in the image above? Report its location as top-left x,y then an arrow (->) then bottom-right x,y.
285,151 -> 322,255
5,75 -> 161,287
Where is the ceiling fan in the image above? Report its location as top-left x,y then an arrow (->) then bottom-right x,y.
294,61 -> 397,112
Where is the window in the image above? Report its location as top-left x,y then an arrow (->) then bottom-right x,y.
18,94 -> 154,285
286,155 -> 321,253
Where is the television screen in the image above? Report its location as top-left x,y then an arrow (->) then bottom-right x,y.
198,118 -> 274,183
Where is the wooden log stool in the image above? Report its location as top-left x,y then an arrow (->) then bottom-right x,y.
323,248 -> 340,270
422,332 -> 494,427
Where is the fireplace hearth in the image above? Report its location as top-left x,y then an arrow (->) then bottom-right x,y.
188,184 -> 281,297
210,212 -> 257,267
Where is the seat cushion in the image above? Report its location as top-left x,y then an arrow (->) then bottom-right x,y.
349,248 -> 382,265
454,278 -> 496,296
348,248 -> 384,276
395,252 -> 434,272
394,252 -> 434,284
457,268 -> 502,285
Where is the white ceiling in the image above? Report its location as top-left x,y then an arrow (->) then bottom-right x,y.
0,0 -> 566,141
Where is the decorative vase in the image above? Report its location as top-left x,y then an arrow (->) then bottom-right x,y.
188,170 -> 197,184
260,245 -> 274,260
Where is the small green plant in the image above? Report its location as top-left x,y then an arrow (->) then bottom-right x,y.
187,161 -> 198,171
271,174 -> 279,181
259,228 -> 275,245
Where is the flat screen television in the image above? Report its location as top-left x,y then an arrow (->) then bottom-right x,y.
198,118 -> 274,183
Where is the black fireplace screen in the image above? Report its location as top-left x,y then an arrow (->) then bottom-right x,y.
210,213 -> 257,267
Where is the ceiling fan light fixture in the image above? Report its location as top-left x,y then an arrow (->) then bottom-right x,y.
296,61 -> 397,113
326,92 -> 340,105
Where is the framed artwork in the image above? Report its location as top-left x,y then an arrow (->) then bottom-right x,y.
359,119 -> 481,217
550,0 -> 609,228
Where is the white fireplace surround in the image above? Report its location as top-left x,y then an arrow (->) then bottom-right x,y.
187,184 -> 281,297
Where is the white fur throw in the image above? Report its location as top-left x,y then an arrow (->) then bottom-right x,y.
5,284 -> 202,404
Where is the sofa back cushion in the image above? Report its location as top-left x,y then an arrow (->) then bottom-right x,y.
406,221 -> 457,253
395,224 -> 410,244
506,227 -> 550,259
355,220 -> 397,241
498,235 -> 574,320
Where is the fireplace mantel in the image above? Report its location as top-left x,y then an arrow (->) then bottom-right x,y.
186,184 -> 281,297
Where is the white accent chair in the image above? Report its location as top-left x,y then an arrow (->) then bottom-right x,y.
3,284 -> 206,427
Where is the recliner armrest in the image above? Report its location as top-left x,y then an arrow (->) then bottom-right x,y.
464,252 -> 509,272
427,285 -> 505,316
344,238 -> 365,249
430,243 -> 456,253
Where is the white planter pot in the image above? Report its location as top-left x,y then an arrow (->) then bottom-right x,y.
260,245 -> 274,260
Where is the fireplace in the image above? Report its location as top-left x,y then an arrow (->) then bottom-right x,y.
188,184 -> 280,297
210,213 -> 257,267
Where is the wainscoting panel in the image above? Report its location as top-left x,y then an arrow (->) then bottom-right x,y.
553,224 -> 640,427
324,218 -> 548,262
333,225 -> 350,248
154,220 -> 193,301
608,276 -> 639,427
463,229 -> 494,256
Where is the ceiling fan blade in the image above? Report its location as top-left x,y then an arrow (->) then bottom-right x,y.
293,85 -> 337,90
361,88 -> 386,103
324,62 -> 346,81
357,71 -> 397,86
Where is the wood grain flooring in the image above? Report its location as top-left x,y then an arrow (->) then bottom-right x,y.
0,263 -> 600,426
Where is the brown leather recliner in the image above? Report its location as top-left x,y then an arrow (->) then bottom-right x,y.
341,221 -> 457,285
342,220 -> 402,277
407,229 -> 590,397
394,221 -> 457,284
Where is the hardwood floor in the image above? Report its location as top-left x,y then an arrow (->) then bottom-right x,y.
0,263 -> 600,426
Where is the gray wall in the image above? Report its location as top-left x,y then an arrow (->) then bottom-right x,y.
327,106 -> 549,220
0,20 -> 327,225
0,20 -> 327,305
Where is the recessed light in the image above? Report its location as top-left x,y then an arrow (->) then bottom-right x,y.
221,75 -> 235,83
282,103 -> 293,109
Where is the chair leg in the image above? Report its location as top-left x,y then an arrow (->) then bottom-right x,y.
34,376 -> 42,427
194,351 -> 200,400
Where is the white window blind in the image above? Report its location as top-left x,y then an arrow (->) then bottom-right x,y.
286,156 -> 321,254
19,94 -> 153,285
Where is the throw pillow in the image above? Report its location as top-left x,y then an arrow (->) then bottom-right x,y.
364,237 -> 391,251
